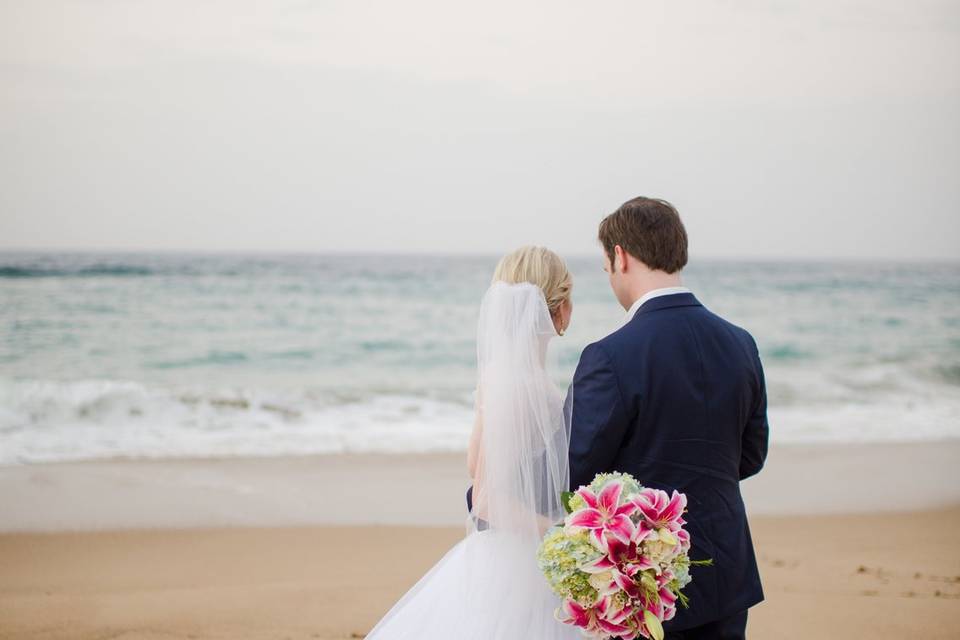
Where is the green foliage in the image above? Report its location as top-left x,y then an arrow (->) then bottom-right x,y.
560,491 -> 574,515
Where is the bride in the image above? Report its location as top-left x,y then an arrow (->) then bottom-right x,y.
365,246 -> 581,639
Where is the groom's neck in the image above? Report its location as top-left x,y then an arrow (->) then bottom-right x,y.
625,270 -> 683,307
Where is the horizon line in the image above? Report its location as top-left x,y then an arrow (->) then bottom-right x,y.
0,245 -> 958,266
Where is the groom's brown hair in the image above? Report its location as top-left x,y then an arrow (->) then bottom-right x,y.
598,197 -> 688,274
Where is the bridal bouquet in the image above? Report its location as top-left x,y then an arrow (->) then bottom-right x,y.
537,473 -> 710,640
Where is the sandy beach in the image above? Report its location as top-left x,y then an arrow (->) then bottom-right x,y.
1,441 -> 959,639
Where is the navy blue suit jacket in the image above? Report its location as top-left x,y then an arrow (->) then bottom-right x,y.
467,293 -> 769,631
569,292 -> 767,630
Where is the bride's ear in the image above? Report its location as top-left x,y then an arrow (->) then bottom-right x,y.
550,308 -> 565,335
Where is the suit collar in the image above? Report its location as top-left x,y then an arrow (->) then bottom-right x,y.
632,291 -> 702,317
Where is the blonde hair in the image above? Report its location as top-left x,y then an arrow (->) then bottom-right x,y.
492,246 -> 572,315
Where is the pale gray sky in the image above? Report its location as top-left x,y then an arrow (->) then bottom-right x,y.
1,0 -> 958,260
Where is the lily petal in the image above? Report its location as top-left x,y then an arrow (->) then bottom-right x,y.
597,480 -> 624,514
606,514 -> 636,544
576,487 -> 599,510
660,490 -> 687,524
567,508 -> 603,529
580,554 -> 616,573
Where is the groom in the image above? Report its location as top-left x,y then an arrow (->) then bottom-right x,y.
569,197 -> 768,639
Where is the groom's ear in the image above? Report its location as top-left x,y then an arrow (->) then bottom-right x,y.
614,245 -> 628,273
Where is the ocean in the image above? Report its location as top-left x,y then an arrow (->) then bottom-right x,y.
1,251 -> 958,464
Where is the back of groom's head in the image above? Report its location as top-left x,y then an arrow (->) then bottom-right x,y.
598,197 -> 688,274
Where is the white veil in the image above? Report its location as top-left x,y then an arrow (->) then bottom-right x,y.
468,280 -> 572,539
364,280 -> 575,639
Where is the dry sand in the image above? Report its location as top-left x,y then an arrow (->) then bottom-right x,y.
1,510 -> 958,639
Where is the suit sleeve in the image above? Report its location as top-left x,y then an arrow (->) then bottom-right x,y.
568,342 -> 632,490
739,337 -> 769,480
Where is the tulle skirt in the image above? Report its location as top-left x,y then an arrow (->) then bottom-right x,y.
365,528 -> 583,639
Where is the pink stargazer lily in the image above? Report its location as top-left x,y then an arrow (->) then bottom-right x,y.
598,595 -> 636,627
566,480 -> 637,546
653,570 -> 680,622
660,588 -> 678,622
632,488 -> 687,532
557,596 -> 634,638
581,536 -> 656,599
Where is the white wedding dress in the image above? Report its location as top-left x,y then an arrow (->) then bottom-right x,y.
365,281 -> 582,640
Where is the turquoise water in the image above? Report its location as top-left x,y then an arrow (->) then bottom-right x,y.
1,251 -> 958,463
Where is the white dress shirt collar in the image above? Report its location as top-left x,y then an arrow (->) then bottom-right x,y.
624,286 -> 692,322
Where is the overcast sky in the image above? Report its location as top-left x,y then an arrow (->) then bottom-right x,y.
1,0 -> 958,260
